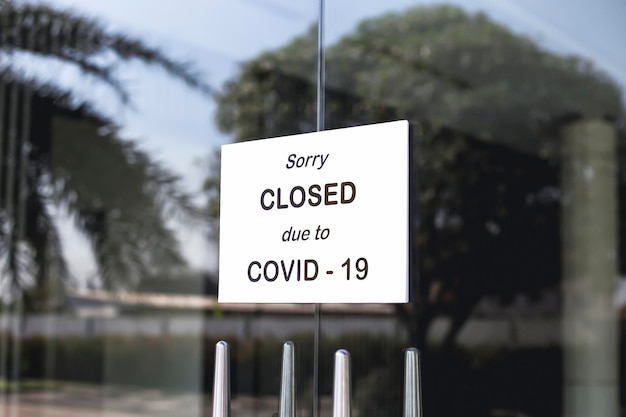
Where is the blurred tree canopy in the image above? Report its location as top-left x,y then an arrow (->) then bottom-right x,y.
217,5 -> 621,147
0,0 -> 211,308
213,5 -> 625,348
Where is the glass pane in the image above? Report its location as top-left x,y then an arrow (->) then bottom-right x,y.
4,1 -> 625,416
1,1 -> 318,416
319,1 -> 624,417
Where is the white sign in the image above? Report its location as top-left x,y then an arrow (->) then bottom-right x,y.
218,120 -> 410,303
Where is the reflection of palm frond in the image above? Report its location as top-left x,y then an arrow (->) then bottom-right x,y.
25,173 -> 70,280
52,116 -> 200,289
1,0 -> 213,103
0,1 -> 211,303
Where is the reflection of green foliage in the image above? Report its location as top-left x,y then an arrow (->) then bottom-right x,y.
214,5 -> 624,348
0,0 -> 210,305
217,6 -> 622,150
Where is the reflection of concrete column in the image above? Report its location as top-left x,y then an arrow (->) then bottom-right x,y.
561,118 -> 618,417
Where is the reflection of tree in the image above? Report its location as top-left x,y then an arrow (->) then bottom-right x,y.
0,1 -> 210,308
214,5 -> 624,348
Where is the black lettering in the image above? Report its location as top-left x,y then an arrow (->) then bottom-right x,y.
264,261 -> 278,282
290,186 -> 306,208
281,260 -> 295,281
260,189 -> 274,210
286,154 -> 296,169
296,157 -> 305,167
304,259 -> 318,281
308,184 -> 322,206
282,226 -> 293,242
263,182 -> 355,210
297,259 -> 301,281
248,261 -> 261,282
325,183 -> 338,205
276,188 -> 288,209
341,181 -> 356,204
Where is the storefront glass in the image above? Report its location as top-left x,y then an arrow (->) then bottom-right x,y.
1,1 -> 624,416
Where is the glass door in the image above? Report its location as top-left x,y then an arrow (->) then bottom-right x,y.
0,1 -> 319,416
316,1 -> 625,417
2,1 -> 624,417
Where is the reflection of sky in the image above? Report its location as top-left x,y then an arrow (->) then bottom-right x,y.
38,0 -> 625,281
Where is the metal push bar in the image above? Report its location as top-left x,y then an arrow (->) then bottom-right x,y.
332,349 -> 351,417
212,341 -> 230,417
404,348 -> 422,417
279,341 -> 296,417
209,341 -> 423,416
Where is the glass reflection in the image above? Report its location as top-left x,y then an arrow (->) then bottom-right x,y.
216,2 -> 624,416
0,0 -> 624,416
1,0 -> 318,416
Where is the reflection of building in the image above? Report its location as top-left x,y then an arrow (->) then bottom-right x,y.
67,290 -> 404,338
56,288 -> 576,347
